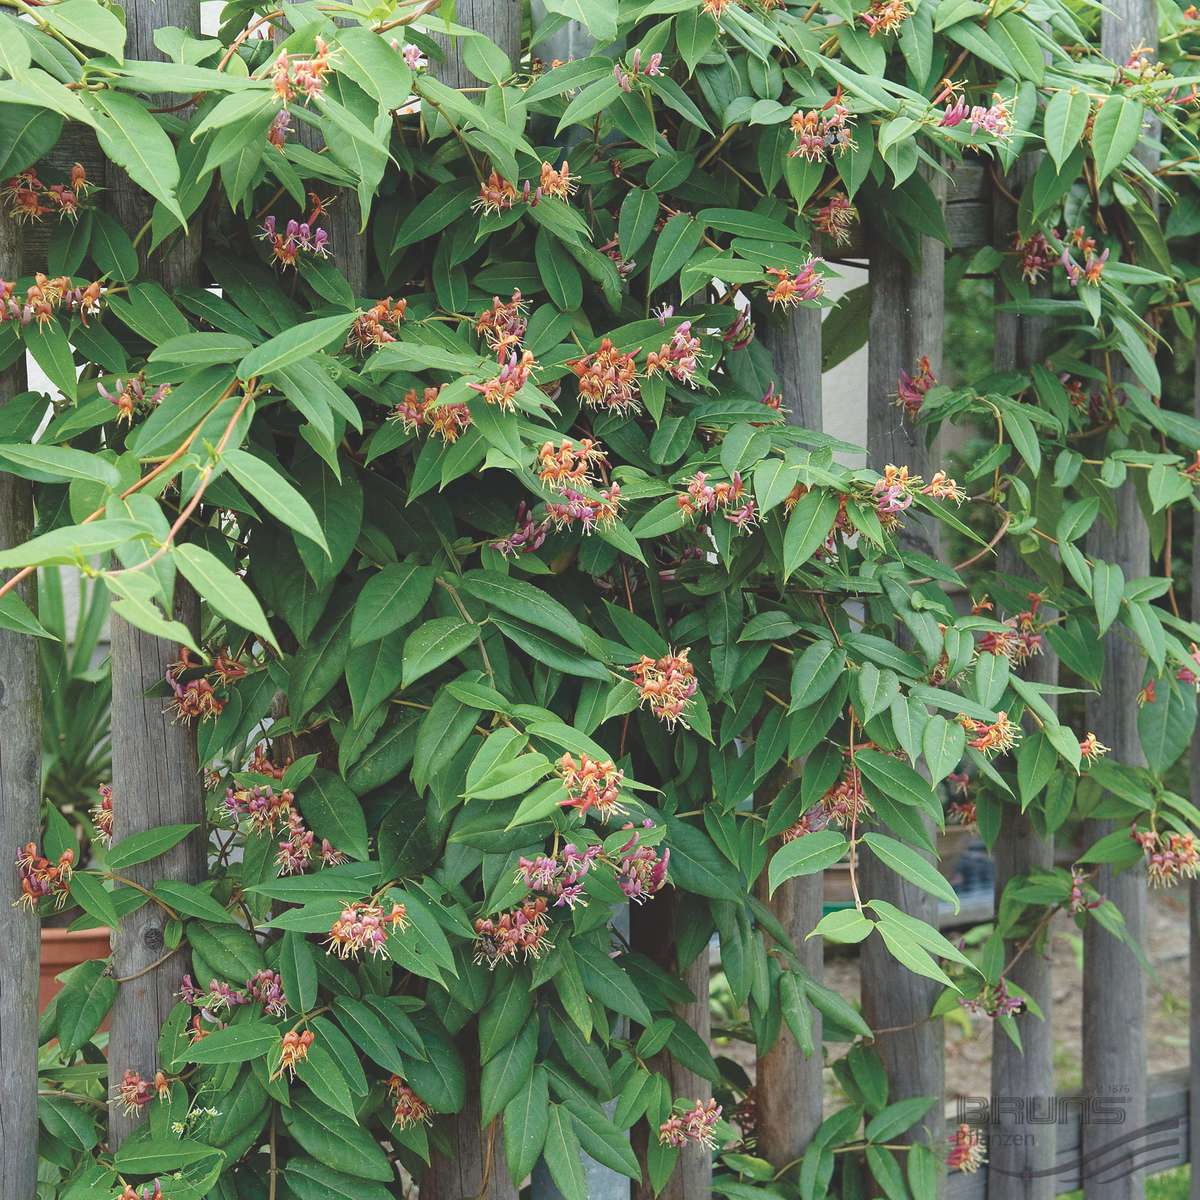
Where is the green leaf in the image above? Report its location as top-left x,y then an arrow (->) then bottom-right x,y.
665,815 -> 746,899
56,960 -> 116,1055
789,640 -> 846,709
221,448 -> 328,553
768,830 -> 847,895
175,543 -> 278,650
351,562 -> 435,647
1091,96 -> 1145,182
112,1137 -> 220,1175
299,769 -> 370,860
856,750 -> 938,812
279,930 -> 317,1012
648,214 -> 704,292
783,489 -> 839,579
1043,87 -> 1090,171
505,1066 -> 550,1185
461,569 -> 584,647
0,444 -> 118,487
42,0 -> 126,60
184,1020 -> 280,1064
402,616 -> 478,688
921,715 -> 965,784
106,823 -> 197,870
543,1104 -> 588,1200
862,832 -> 959,913
809,908 -> 875,944
85,90 -> 184,223
619,187 -> 658,259
153,881 -> 236,924
237,313 -> 357,380
1092,560 -> 1124,635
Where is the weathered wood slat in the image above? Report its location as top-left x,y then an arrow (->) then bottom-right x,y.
947,1072 -> 1190,1200
860,168 -> 947,1187
0,205 -> 39,1200
988,157 -> 1057,1200
106,0 -> 208,1151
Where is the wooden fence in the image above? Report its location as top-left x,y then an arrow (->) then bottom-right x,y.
0,0 -> 1194,1194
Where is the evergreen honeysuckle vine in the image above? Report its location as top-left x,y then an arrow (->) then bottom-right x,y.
0,0 -> 1197,1195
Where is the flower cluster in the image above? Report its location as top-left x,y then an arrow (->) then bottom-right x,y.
645,320 -> 702,384
537,438 -> 607,486
1131,826 -> 1200,888
99,374 -> 169,425
614,47 -> 663,90
937,80 -> 1012,140
1069,867 -> 1101,915
476,290 -> 528,352
820,765 -> 870,827
325,900 -> 409,959
958,712 -> 1021,755
1015,231 -> 1054,284
896,355 -> 936,418
258,214 -> 330,268
814,193 -> 858,245
180,974 -> 248,1014
388,1076 -> 433,1129
676,470 -> 756,531
272,1029 -> 315,1080
473,896 -> 553,966
15,842 -> 73,910
517,844 -> 602,908
469,349 -> 536,412
119,1181 -> 165,1200
789,95 -> 856,161
1,163 -> 92,223
629,648 -> 698,728
870,464 -> 965,530
947,1124 -> 987,1172
570,338 -> 641,413
658,1099 -> 722,1150
389,384 -> 473,444
113,1069 -> 168,1116
276,809 -> 347,876
271,39 -> 332,104
165,649 -> 230,723
345,297 -> 407,352
247,969 -> 287,1017
615,823 -> 670,902
0,274 -> 103,328
764,261 -> 825,308
1060,226 -> 1108,287
247,742 -> 290,781
224,783 -> 295,833
977,595 -> 1045,665
558,752 -> 625,820
492,500 -> 549,557
861,0 -> 912,35
961,978 -> 1024,1019
91,784 -> 114,847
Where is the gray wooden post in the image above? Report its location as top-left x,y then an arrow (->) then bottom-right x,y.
988,163 -> 1057,1200
418,7 -> 521,1196
106,0 -> 208,1149
1081,4 -> 1156,1198
632,892 -> 712,1200
754,310 -> 824,1168
0,206 -> 39,1200
860,182 -> 946,1173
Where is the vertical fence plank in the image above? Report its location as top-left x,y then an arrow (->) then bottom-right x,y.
861,180 -> 946,1169
418,8 -> 522,1196
106,0 -> 206,1149
988,161 -> 1057,1200
633,892 -> 713,1200
0,204 -> 39,1200
755,307 -> 824,1169
1082,4 -> 1156,1198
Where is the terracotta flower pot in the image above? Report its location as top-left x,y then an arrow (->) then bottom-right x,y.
40,926 -> 111,1013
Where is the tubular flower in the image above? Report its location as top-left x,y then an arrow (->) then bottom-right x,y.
345,297 -> 407,352
764,260 -> 825,307
517,843 -> 602,909
820,767 -> 870,827
789,95 -> 856,161
15,842 -> 74,910
326,900 -> 409,959
476,289 -> 529,352
276,810 -> 315,876
614,48 -> 663,90
558,752 -> 625,821
179,974 -> 248,1014
958,712 -> 1020,756
493,501 -> 550,557
921,470 -> 965,505
0,274 -> 103,328
469,349 -> 537,412
1132,826 -> 1200,888
569,338 -> 642,413
388,1077 -> 433,1129
659,1099 -> 722,1149
1079,733 -> 1109,762
91,783 -> 114,846
861,0 -> 912,34
615,823 -> 670,901
399,43 -> 427,70
99,375 -> 168,425
947,1125 -> 987,1173
1014,232 -> 1054,284
677,470 -> 746,519
271,38 -> 332,104
814,193 -> 858,245
257,215 -> 330,268
247,742 -> 290,781
1,164 -> 93,223
896,355 -> 936,418
473,897 -> 553,967
645,320 -> 702,385
629,648 -> 698,728
937,79 -> 1012,140
267,109 -> 291,148
247,969 -> 287,1017
1137,680 -> 1156,707
120,1181 -> 164,1200
473,171 -> 519,215
947,800 -> 977,825
427,398 -> 473,443
961,978 -> 1023,1019
702,0 -> 739,17
538,160 -> 578,199
723,307 -> 754,350
224,783 -> 294,833
538,438 -> 608,487
114,1070 -> 155,1116
1061,243 -> 1108,287
1068,867 -> 1101,915
544,484 -> 622,532
272,1029 -> 315,1080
